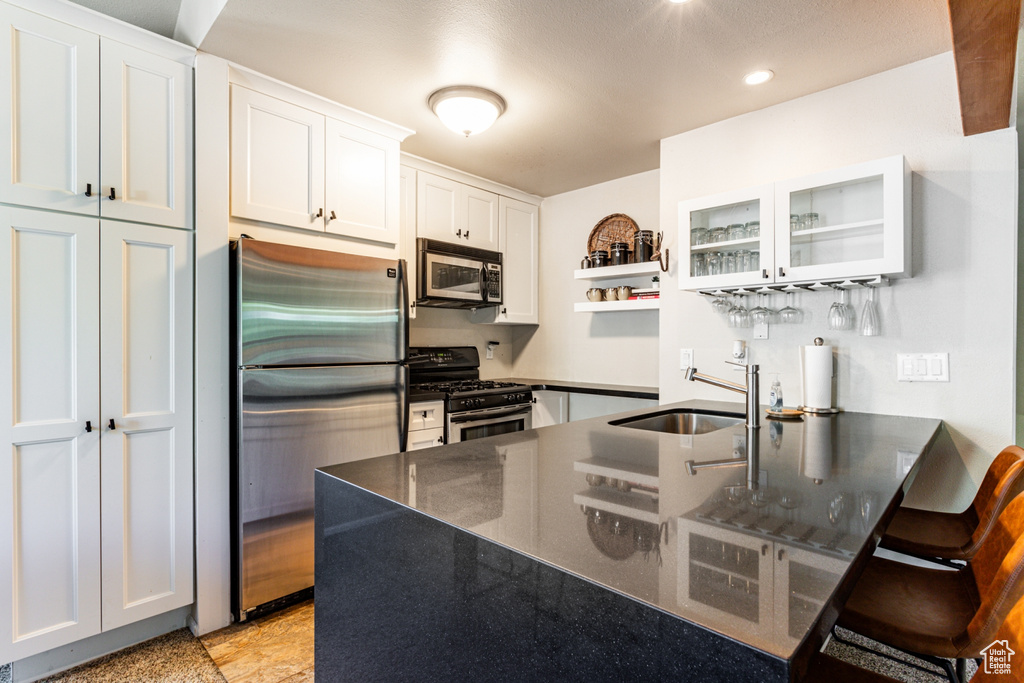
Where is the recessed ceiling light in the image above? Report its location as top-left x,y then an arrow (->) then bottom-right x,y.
428,86 -> 507,137
744,70 -> 774,86
668,0 -> 693,4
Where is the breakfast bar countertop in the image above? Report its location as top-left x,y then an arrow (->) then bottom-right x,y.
315,400 -> 942,681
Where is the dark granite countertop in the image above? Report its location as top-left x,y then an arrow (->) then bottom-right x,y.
494,377 -> 659,400
318,399 -> 941,674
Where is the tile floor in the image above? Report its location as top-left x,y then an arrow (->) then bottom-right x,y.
201,600 -> 314,683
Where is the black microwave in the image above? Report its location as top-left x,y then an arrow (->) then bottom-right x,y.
416,239 -> 501,309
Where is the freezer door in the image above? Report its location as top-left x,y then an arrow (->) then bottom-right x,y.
234,238 -> 407,366
236,364 -> 406,613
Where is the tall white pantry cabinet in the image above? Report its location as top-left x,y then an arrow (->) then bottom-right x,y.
0,1 -> 194,664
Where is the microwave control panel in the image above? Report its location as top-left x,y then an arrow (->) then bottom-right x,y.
487,263 -> 501,301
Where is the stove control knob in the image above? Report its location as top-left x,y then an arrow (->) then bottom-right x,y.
476,398 -> 485,407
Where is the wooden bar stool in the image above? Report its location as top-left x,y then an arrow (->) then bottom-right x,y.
837,490 -> 1024,683
880,445 -> 1024,563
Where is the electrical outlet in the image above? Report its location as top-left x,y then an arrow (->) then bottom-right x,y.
680,348 -> 693,370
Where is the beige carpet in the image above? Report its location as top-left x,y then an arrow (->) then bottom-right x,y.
32,629 -> 225,683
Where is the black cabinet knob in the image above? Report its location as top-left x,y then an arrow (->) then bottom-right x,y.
85,420 -> 93,433
108,418 -> 116,430
108,187 -> 116,200
84,183 -> 92,197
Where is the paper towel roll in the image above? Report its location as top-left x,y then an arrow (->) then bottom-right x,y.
801,344 -> 834,411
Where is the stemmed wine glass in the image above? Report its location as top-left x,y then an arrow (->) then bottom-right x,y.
860,287 -> 880,336
710,295 -> 731,315
728,295 -> 750,328
749,293 -> 772,325
778,291 -> 803,324
828,287 -> 855,330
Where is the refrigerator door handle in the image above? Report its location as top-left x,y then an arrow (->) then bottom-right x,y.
399,364 -> 410,452
397,258 -> 410,360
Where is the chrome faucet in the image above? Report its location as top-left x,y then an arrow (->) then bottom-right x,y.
684,361 -> 760,429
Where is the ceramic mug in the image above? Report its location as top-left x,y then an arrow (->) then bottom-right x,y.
617,285 -> 632,300
604,287 -> 619,301
586,288 -> 604,302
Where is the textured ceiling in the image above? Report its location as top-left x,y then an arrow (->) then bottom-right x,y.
71,0 -> 952,197
71,0 -> 183,39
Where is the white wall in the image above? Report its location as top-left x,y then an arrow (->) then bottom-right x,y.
410,307 -> 515,378
659,53 -> 1018,512
511,170 -> 661,387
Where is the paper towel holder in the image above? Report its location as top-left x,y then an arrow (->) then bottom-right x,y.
799,337 -> 841,414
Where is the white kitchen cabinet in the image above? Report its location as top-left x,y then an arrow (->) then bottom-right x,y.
231,84 -> 401,245
531,390 -> 568,428
230,85 -> 325,231
774,155 -> 910,282
679,156 -> 911,291
99,221 -> 193,631
416,171 -> 499,251
0,208 -> 193,660
407,400 -> 445,451
0,5 -> 191,229
471,196 -> 539,324
324,117 -> 399,244
399,165 -> 418,319
678,183 -> 775,290
0,209 -> 102,662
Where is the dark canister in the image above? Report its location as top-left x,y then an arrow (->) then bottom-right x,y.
634,230 -> 654,263
590,250 -> 609,268
609,242 -> 631,265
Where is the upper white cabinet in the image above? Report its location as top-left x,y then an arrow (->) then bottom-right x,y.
472,196 -> 539,325
230,84 -> 401,245
399,165 -> 418,318
0,4 -> 191,229
416,171 -> 499,251
0,208 -> 194,661
679,156 -> 910,290
230,86 -> 324,231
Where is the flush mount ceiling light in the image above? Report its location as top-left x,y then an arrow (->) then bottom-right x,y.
428,86 -> 506,137
744,70 -> 775,86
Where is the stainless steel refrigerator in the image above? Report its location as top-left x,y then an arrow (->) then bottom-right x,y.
230,237 -> 408,620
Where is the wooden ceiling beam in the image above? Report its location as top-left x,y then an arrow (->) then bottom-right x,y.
947,0 -> 1021,136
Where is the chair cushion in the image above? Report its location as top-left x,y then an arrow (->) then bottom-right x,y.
879,507 -> 976,560
837,556 -> 979,659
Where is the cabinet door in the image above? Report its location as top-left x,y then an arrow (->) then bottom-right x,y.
531,390 -> 567,428
774,155 -> 910,282
0,209 -> 101,662
230,85 -> 325,230
0,5 -> 99,215
99,222 -> 193,630
678,184 -> 775,290
463,185 -> 499,251
407,427 -> 444,451
324,117 -> 399,244
416,171 -> 460,242
399,165 -> 418,318
100,40 -> 191,229
497,197 -> 538,323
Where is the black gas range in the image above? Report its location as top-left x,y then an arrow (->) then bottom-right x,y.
409,347 -> 533,443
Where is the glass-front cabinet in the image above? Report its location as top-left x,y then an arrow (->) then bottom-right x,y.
775,155 -> 910,283
679,156 -> 910,291
678,184 -> 775,290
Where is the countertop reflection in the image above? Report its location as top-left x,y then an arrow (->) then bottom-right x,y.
319,399 -> 942,660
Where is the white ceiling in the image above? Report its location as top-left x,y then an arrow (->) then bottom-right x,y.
71,0 -> 952,197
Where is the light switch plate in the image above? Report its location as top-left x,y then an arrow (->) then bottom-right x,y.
897,353 -> 949,382
680,348 -> 693,370
753,322 -> 769,340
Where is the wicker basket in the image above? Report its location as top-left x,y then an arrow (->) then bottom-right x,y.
587,213 -> 639,256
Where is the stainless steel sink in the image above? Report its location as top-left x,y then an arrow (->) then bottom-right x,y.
609,409 -> 744,435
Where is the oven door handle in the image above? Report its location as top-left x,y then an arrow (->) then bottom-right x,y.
449,404 -> 532,424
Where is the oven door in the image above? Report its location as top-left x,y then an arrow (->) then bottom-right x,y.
447,404 -> 533,443
421,251 -> 487,303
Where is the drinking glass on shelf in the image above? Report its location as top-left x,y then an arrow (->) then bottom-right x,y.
736,250 -> 751,272
801,212 -> 820,231
690,253 -> 706,277
692,227 -> 709,246
710,227 -> 728,243
745,221 -> 760,238
860,287 -> 880,336
723,253 -> 736,274
790,214 -> 801,232
707,251 -> 722,275
727,224 -> 746,241
828,287 -> 855,330
778,291 -> 803,324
